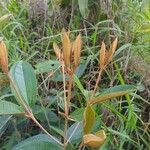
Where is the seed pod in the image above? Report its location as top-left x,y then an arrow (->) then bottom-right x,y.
62,31 -> 71,67
99,41 -> 106,69
0,40 -> 8,73
74,34 -> 82,68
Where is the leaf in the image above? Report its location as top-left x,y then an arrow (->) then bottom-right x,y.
67,122 -> 83,144
89,85 -> 136,105
0,115 -> 12,136
113,44 -> 131,58
78,0 -> 89,19
83,130 -> 106,148
12,134 -> 62,150
0,40 -> 8,73
33,105 -> 59,123
70,108 -> 84,121
35,60 -> 60,74
73,74 -> 86,97
75,56 -> 90,78
0,101 -> 24,115
62,31 -> 71,67
83,104 -> 95,134
10,61 -> 37,106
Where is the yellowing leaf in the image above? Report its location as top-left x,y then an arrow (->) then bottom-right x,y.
53,42 -> 62,60
99,41 -> 106,69
89,90 -> 134,105
0,40 -> 8,73
83,131 -> 106,148
74,34 -> 82,67
83,104 -> 95,134
62,31 -> 71,67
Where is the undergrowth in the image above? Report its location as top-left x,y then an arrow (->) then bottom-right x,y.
0,0 -> 149,150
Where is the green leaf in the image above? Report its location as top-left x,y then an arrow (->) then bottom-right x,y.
83,104 -> 95,134
70,108 -> 84,122
12,134 -> 63,150
67,122 -> 83,144
90,85 -> 136,105
10,61 -> 37,106
0,115 -> 12,136
78,0 -> 89,19
35,60 -> 60,74
76,57 -> 90,78
0,101 -> 24,115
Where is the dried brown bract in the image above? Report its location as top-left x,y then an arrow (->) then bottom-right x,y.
0,40 -> 8,73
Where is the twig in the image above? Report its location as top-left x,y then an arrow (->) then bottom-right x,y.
29,112 -> 63,147
62,63 -> 68,149
92,69 -> 103,97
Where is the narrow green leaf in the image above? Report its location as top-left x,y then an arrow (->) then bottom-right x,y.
78,0 -> 89,19
0,101 -> 24,115
90,85 -> 136,105
10,61 -> 37,106
83,104 -> 95,134
12,134 -> 62,150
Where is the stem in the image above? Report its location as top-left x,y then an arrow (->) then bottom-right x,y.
62,64 -> 74,149
64,74 -> 73,148
29,112 -> 63,147
92,69 -> 103,97
62,63 -> 68,149
7,73 -> 30,112
78,141 -> 84,150
67,74 -> 73,103
7,73 -> 63,147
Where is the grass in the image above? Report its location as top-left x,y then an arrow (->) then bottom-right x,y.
0,0 -> 149,150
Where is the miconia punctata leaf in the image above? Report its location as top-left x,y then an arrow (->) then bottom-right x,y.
12,134 -> 62,150
0,101 -> 24,115
10,61 -> 37,107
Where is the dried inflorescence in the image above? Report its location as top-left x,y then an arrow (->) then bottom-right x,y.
53,30 -> 82,74
0,40 -> 8,73
99,38 -> 118,70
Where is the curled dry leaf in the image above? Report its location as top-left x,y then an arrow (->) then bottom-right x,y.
62,31 -> 71,67
83,130 -> 106,148
74,34 -> 82,67
0,40 -> 8,73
